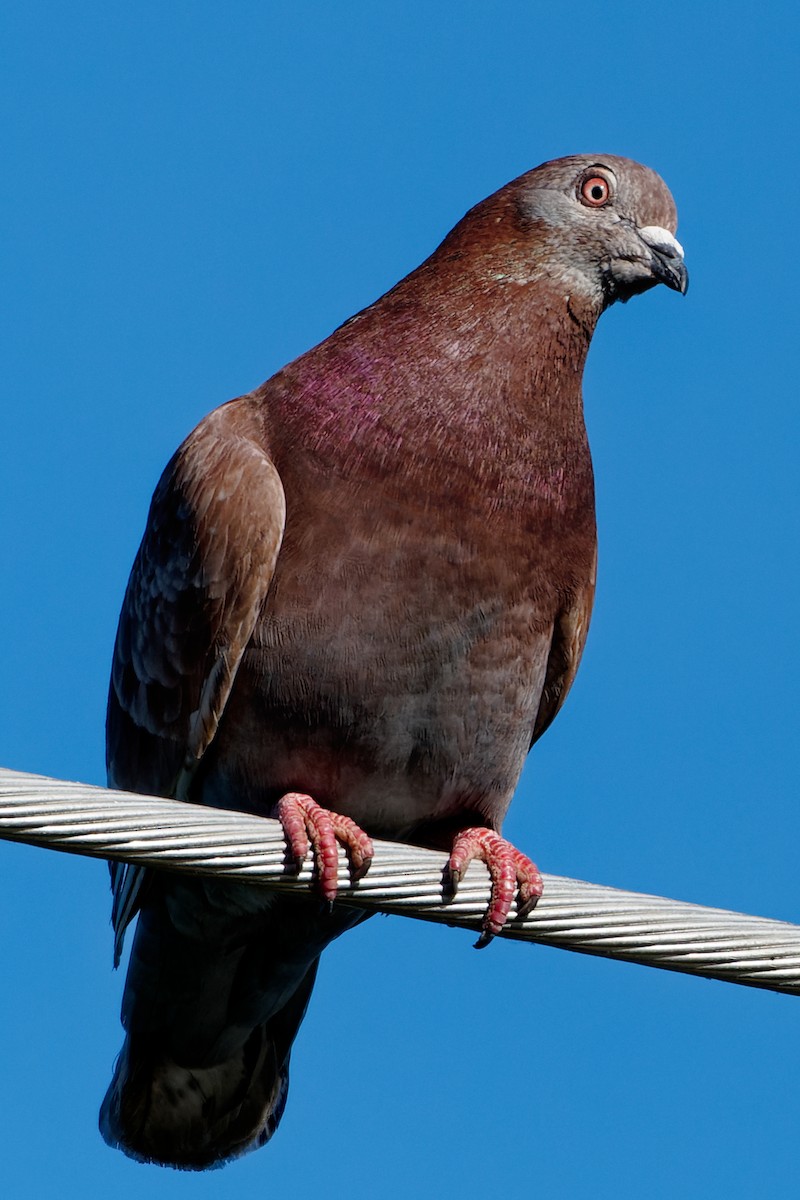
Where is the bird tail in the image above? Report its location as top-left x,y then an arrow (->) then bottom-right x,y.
100,876 -> 364,1170
99,962 -> 317,1170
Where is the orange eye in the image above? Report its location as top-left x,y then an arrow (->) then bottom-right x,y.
579,175 -> 611,207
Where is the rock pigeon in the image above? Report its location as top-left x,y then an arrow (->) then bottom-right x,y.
100,154 -> 687,1168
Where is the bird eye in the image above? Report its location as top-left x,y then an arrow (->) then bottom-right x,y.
579,175 -> 611,207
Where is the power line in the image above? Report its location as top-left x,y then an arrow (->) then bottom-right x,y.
1,765 -> 798,995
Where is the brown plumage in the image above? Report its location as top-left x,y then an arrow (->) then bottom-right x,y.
100,154 -> 687,1168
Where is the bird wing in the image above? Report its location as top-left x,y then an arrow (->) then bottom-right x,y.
531,555 -> 596,746
106,403 -> 286,963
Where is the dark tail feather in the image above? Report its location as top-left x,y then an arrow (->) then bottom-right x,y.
100,962 -> 317,1170
100,877 -> 364,1169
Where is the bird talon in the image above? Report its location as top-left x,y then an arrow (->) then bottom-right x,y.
517,893 -> 541,921
350,859 -> 371,884
277,792 -> 374,901
448,827 -> 543,942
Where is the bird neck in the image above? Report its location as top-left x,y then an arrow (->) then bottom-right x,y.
375,259 -> 596,431
271,258 -> 599,512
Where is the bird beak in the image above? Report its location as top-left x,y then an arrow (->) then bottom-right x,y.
638,226 -> 689,295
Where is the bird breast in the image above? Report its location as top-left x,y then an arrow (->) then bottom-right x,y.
198,440 -> 596,839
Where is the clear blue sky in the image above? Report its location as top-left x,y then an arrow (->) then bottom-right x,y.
2,3 -> 798,1196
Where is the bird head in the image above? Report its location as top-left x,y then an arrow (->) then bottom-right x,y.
510,154 -> 688,309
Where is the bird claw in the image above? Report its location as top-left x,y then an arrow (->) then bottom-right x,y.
447,827 -> 543,949
277,793 -> 374,902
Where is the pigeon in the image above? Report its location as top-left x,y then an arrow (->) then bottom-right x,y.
100,154 -> 687,1168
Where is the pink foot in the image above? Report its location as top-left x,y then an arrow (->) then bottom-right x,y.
277,793 -> 374,902
448,828 -> 543,949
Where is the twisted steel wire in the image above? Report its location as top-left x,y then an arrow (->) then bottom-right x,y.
1,766 -> 798,994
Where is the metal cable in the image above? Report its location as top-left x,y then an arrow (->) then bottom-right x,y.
1,765 -> 798,995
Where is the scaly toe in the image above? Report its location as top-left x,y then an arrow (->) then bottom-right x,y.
448,827 -> 543,948
277,793 -> 374,902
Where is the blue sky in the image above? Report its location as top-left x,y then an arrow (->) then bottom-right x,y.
1,2 -> 798,1196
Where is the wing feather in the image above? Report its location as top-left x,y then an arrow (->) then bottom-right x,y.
531,551 -> 596,746
106,402 -> 285,962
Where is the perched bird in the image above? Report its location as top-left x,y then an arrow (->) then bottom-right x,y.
100,154 -> 687,1168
